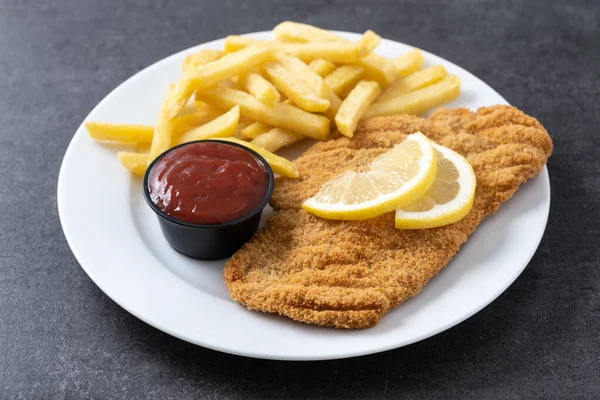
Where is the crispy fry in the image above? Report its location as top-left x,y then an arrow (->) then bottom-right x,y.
262,62 -> 329,112
364,75 -> 461,119
271,52 -> 341,118
233,120 -> 251,139
117,152 -> 149,177
167,45 -> 272,119
237,72 -> 280,107
355,30 -> 381,58
85,122 -> 154,144
273,22 -> 341,43
150,84 -> 176,162
177,105 -> 240,144
335,80 -> 381,137
213,137 -> 299,178
273,22 -> 397,86
358,55 -> 399,87
273,52 -> 326,96
172,104 -> 222,136
324,65 -> 365,98
393,48 -> 425,77
224,32 -> 379,63
377,65 -> 448,103
241,121 -> 272,139
251,128 -> 305,152
200,86 -> 330,140
308,59 -> 336,77
182,49 -> 223,73
135,143 -> 150,153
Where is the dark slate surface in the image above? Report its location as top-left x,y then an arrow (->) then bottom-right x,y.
0,0 -> 598,398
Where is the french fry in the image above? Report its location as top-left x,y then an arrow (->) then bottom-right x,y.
376,65 -> 448,103
200,86 -> 330,140
359,55 -> 399,88
150,84 -> 176,162
335,80 -> 381,137
85,122 -> 154,144
364,75 -> 461,119
213,137 -> 299,178
273,52 -> 326,96
308,59 -> 336,77
237,72 -> 280,107
273,22 -> 398,86
262,62 -> 329,112
241,121 -> 272,139
324,65 -> 365,98
167,45 -> 272,119
117,152 -> 149,177
177,105 -> 240,144
172,104 -> 222,136
135,143 -> 150,153
233,120 -> 251,139
273,22 -> 341,43
355,30 -> 381,58
393,48 -> 425,77
251,128 -> 305,152
271,52 -> 342,118
224,31 -> 379,63
182,49 -> 223,73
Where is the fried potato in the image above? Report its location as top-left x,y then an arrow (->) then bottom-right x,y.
364,75 -> 461,119
237,72 -> 280,107
85,122 -> 154,144
150,84 -> 176,162
117,152 -> 149,176
271,52 -> 341,118
251,128 -> 305,152
377,65 -> 448,103
172,104 -> 222,135
273,22 -> 397,86
393,48 -> 425,77
273,52 -> 326,96
224,31 -> 379,63
177,105 -> 240,144
135,143 -> 150,153
241,121 -> 272,139
358,55 -> 399,88
273,21 -> 341,43
199,86 -> 330,140
324,65 -> 365,98
335,80 -> 381,137
308,59 -> 336,77
262,62 -> 329,112
233,120 -> 251,139
182,49 -> 223,73
167,45 -> 272,119
213,137 -> 299,178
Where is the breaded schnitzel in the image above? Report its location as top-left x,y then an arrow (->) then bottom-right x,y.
224,105 -> 553,329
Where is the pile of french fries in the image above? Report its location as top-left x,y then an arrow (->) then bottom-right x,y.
86,22 -> 461,179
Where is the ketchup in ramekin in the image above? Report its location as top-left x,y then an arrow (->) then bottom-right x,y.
143,140 -> 274,260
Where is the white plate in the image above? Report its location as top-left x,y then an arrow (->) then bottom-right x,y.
57,31 -> 550,361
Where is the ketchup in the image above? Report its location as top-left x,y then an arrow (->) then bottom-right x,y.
148,142 -> 269,225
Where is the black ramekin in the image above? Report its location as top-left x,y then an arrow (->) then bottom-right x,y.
142,140 -> 274,260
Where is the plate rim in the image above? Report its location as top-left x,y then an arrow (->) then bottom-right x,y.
57,30 -> 551,361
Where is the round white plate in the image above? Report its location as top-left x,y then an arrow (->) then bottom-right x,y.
58,31 -> 550,361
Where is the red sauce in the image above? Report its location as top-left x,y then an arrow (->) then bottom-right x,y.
148,142 -> 269,225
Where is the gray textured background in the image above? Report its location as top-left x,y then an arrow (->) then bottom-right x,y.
1,0 -> 599,398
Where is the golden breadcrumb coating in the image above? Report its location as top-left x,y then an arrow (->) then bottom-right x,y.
224,106 -> 553,329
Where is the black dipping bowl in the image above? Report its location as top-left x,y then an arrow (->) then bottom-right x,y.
142,140 -> 274,260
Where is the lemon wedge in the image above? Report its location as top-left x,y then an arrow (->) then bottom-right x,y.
395,142 -> 476,229
303,132 -> 437,220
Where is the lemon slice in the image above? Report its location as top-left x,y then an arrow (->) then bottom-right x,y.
303,132 -> 437,220
395,142 -> 476,229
